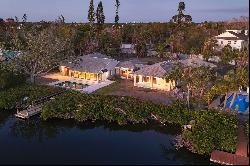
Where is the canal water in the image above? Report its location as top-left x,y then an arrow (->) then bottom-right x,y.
0,111 -> 211,165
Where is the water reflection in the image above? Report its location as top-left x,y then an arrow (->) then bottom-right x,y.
10,117 -> 181,141
0,112 -> 210,165
0,110 -> 13,128
10,117 -> 64,141
160,144 -> 211,165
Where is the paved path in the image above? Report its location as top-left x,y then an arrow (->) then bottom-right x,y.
210,150 -> 249,165
236,123 -> 248,157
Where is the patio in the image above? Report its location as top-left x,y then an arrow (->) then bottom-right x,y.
41,73 -> 114,94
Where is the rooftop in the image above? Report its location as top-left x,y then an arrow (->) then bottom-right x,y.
116,61 -> 137,69
61,53 -> 119,74
179,57 -> 217,68
0,50 -> 21,60
134,61 -> 174,77
216,30 -> 248,41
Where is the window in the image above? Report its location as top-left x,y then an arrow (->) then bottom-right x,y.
136,76 -> 139,83
79,72 -> 85,79
143,76 -> 149,82
228,41 -> 231,44
153,77 -> 157,84
234,41 -> 237,44
73,71 -> 79,78
86,73 -> 90,80
90,73 -> 97,81
221,41 -> 223,44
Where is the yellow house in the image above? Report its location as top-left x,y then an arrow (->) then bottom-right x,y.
134,61 -> 176,91
59,53 -> 119,82
115,60 -> 148,79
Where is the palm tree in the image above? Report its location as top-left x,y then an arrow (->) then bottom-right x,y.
115,0 -> 120,26
156,43 -> 166,60
219,45 -> 240,65
171,1 -> 192,24
228,67 -> 249,111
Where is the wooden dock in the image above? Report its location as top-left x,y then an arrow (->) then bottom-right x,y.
15,104 -> 43,119
15,89 -> 67,119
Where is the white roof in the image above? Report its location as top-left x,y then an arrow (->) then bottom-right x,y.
179,57 -> 217,68
61,53 -> 119,73
121,44 -> 135,49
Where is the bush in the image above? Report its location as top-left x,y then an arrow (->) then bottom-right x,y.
183,109 -> 237,155
0,84 -> 63,110
42,92 -> 153,125
0,68 -> 26,90
40,91 -> 238,155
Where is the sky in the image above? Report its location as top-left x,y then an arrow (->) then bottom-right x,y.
0,0 -> 249,23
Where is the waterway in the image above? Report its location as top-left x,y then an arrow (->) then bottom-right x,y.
0,111 -> 211,165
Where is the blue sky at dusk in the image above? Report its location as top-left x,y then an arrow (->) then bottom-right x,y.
0,0 -> 249,23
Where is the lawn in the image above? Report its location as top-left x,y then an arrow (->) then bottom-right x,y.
94,80 -> 122,95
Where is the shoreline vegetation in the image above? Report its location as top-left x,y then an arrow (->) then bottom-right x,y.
0,84 -> 237,155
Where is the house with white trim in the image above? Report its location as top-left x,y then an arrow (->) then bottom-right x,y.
133,61 -> 176,91
120,44 -> 136,54
215,30 -> 248,50
59,53 -> 119,82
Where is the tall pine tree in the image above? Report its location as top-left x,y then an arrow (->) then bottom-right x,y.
96,1 -> 105,30
115,0 -> 120,25
88,0 -> 95,25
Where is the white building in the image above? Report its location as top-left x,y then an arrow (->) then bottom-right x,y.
215,30 -> 248,50
59,53 -> 119,82
120,44 -> 136,54
133,61 -> 176,91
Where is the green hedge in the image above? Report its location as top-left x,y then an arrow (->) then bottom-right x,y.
40,91 -> 237,155
41,91 -> 191,125
183,110 -> 237,155
41,91 -> 175,125
0,84 -> 63,110
0,68 -> 26,90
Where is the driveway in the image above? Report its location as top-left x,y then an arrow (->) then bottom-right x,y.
108,79 -> 176,105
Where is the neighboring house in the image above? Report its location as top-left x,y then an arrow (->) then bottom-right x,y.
215,30 -> 248,50
189,54 -> 221,63
120,44 -> 136,54
133,61 -> 176,91
59,53 -> 119,82
179,57 -> 217,68
147,49 -> 158,57
6,18 -> 15,23
0,50 -> 21,61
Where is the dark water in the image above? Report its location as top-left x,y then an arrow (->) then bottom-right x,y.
0,111 -> 211,165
